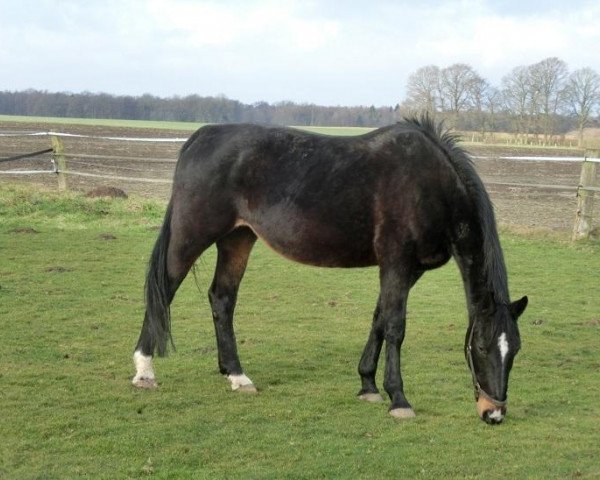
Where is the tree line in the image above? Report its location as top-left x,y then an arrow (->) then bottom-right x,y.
0,90 -> 400,128
403,57 -> 600,146
1,57 -> 599,144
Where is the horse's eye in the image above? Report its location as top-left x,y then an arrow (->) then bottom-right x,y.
476,344 -> 487,356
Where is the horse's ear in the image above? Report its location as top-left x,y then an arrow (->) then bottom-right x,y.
509,296 -> 528,320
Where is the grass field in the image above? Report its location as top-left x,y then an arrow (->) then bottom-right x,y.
1,183 -> 599,479
0,114 -> 372,137
0,114 -> 204,132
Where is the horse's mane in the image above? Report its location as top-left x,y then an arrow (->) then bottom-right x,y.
405,114 -> 509,304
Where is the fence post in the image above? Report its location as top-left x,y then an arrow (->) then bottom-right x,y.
572,151 -> 598,241
50,135 -> 68,191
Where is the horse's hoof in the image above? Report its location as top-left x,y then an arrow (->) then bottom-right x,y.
235,384 -> 258,394
389,408 -> 416,419
132,377 -> 157,389
358,392 -> 385,403
227,374 -> 256,393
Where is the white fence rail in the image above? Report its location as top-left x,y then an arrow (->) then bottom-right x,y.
0,131 -> 184,186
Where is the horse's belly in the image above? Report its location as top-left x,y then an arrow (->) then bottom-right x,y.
235,217 -> 376,268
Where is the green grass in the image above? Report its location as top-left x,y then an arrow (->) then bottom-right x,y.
296,125 -> 374,136
1,183 -> 599,479
0,114 -> 371,136
0,114 -> 205,131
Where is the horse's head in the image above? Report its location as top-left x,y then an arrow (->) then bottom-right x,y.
465,296 -> 528,424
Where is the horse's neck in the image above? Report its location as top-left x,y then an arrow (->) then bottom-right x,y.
455,252 -> 495,321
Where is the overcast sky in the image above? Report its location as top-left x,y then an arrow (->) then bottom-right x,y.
1,0 -> 599,106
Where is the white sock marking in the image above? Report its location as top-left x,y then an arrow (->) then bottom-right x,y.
498,332 -> 509,362
132,351 -> 155,384
227,374 -> 253,391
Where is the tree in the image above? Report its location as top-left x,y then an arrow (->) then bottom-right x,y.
528,57 -> 569,141
484,86 -> 502,133
404,65 -> 441,114
440,63 -> 482,125
468,75 -> 491,134
501,65 -> 536,137
566,68 -> 600,147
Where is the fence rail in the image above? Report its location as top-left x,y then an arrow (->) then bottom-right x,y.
1,131 -> 598,240
0,131 -> 184,190
0,131 -> 188,142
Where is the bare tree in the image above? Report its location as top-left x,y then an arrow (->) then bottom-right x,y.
501,65 -> 536,137
440,64 -> 482,125
404,65 -> 441,114
529,57 -> 569,142
468,75 -> 490,134
566,67 -> 600,147
485,86 -> 502,134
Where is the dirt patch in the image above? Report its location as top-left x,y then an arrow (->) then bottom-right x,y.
10,227 -> 40,234
577,319 -> 600,327
99,233 -> 117,240
44,266 -> 73,273
86,186 -> 128,198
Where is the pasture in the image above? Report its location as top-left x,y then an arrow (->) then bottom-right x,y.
1,184 -> 599,479
0,114 -> 371,136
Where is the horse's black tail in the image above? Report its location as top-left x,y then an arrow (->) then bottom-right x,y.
145,201 -> 175,357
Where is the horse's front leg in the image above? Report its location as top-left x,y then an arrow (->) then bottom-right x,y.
379,266 -> 420,418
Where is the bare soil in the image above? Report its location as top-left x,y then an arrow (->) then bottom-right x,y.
1,121 -> 596,236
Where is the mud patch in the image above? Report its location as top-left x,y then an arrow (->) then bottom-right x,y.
86,186 -> 128,199
44,266 -> 73,273
575,319 -> 600,327
10,227 -> 40,234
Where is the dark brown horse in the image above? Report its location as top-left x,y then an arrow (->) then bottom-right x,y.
132,116 -> 527,424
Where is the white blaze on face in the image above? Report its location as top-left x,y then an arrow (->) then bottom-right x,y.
488,409 -> 504,423
498,332 -> 509,363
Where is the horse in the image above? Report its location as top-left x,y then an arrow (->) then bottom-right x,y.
132,115 -> 527,424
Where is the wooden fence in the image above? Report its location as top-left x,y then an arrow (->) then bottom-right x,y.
572,152 -> 599,241
0,131 -> 183,191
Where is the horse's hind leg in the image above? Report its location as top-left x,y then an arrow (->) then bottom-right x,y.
357,297 -> 385,403
208,227 -> 257,392
133,200 -> 225,388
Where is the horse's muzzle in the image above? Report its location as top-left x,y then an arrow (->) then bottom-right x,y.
477,395 -> 507,424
